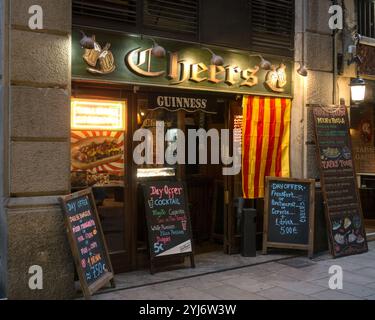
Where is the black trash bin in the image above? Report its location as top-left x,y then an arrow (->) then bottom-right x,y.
241,208 -> 257,257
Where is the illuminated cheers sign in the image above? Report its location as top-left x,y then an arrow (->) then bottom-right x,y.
72,29 -> 293,97
126,49 -> 263,88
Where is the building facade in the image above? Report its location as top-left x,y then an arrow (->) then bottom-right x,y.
0,0 -> 370,299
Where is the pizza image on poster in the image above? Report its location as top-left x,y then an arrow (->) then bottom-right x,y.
71,131 -> 124,174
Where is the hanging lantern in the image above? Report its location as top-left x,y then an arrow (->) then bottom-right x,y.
350,77 -> 366,104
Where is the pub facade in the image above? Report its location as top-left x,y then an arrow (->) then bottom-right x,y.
0,0 -> 373,299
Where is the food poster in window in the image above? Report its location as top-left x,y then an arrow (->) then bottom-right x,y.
71,131 -> 125,185
350,107 -> 375,174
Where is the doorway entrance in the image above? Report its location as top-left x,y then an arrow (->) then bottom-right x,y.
71,83 -> 244,272
133,90 -> 237,268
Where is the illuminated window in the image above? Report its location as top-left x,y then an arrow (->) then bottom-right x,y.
71,98 -> 126,131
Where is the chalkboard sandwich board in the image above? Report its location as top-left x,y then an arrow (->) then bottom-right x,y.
142,181 -> 195,274
312,105 -> 368,258
263,177 -> 315,258
59,188 -> 115,299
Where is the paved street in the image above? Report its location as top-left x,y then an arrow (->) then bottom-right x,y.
94,241 -> 375,300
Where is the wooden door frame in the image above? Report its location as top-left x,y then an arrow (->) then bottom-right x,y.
127,90 -> 138,270
224,98 -> 244,254
71,81 -> 134,273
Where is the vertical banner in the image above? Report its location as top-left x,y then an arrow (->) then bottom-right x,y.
242,96 -> 291,199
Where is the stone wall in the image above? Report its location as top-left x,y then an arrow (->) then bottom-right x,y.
297,0 -> 355,179
0,0 -> 6,299
2,0 -> 75,299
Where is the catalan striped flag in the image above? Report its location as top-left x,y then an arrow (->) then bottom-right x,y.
242,96 -> 291,199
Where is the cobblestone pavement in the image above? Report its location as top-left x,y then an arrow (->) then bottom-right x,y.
94,241 -> 375,300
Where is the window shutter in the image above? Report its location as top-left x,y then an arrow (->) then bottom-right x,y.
143,0 -> 199,36
72,0 -> 137,27
250,0 -> 295,57
358,0 -> 375,39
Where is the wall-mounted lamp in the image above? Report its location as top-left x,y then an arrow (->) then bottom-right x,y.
348,42 -> 366,104
297,62 -> 308,77
249,54 -> 271,70
298,0 -> 308,78
140,35 -> 166,58
150,38 -> 166,58
350,77 -> 366,104
79,31 -> 95,49
202,47 -> 224,66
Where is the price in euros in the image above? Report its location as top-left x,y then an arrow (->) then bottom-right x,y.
280,226 -> 298,235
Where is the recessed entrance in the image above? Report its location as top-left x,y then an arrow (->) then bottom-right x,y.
70,83 -> 245,273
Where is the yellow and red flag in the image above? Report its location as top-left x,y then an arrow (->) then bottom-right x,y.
242,96 -> 291,199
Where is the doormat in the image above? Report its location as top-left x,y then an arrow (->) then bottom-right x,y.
278,257 -> 315,269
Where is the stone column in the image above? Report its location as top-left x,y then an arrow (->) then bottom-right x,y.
2,0 -> 75,299
299,0 -> 355,179
294,0 -> 335,179
0,0 -> 6,299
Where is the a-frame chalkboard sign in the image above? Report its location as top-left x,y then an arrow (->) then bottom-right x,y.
59,188 -> 115,299
142,181 -> 195,274
312,105 -> 368,258
263,177 -> 315,258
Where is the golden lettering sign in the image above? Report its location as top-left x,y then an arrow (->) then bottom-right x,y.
126,48 -> 164,77
81,35 -> 288,93
265,64 -> 287,92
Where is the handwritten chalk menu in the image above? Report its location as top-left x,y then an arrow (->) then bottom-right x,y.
263,177 -> 315,258
313,105 -> 368,258
142,181 -> 195,273
59,189 -> 114,299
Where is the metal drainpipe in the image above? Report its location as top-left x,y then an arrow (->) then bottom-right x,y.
302,0 -> 306,178
332,0 -> 341,105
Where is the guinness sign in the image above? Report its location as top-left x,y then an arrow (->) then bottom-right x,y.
148,94 -> 216,114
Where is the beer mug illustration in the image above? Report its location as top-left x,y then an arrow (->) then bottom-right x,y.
83,36 -> 102,67
82,35 -> 116,75
98,43 -> 116,74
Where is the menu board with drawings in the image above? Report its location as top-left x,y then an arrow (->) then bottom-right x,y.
142,181 -> 195,274
59,188 -> 115,299
263,177 -> 315,258
313,105 -> 368,258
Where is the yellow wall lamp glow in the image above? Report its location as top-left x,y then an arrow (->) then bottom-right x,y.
71,98 -> 126,131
